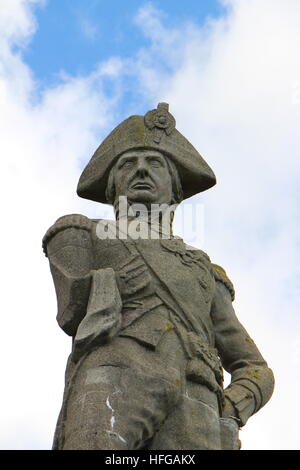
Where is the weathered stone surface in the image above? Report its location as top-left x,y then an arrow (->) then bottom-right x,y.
72,268 -> 122,362
43,103 -> 274,450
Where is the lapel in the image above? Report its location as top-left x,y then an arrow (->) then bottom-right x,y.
93,219 -> 214,343
132,238 -> 214,343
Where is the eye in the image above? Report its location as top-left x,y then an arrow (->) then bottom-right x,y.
149,158 -> 163,167
119,160 -> 134,169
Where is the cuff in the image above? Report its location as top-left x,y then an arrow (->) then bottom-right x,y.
43,214 -> 93,256
224,383 -> 256,426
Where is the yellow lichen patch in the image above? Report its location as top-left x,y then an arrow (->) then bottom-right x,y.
245,336 -> 255,344
249,368 -> 261,380
165,321 -> 174,332
212,264 -> 227,278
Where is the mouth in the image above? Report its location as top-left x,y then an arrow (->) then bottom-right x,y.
131,181 -> 154,190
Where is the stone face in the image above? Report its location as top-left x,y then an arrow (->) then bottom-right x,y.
43,104 -> 274,450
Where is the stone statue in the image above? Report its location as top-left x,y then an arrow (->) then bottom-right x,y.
43,103 -> 274,450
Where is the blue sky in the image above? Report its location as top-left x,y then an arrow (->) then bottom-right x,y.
1,0 -> 300,451
23,0 -> 226,120
25,0 -> 223,85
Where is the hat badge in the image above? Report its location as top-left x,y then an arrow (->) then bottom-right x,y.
144,102 -> 176,144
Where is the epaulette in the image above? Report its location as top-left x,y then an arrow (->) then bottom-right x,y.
42,214 -> 93,256
212,264 -> 235,301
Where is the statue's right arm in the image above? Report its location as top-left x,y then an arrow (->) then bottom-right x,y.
43,214 -> 94,336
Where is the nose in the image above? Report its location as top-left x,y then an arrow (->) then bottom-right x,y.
135,160 -> 149,178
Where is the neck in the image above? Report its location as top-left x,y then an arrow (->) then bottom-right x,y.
114,199 -> 175,238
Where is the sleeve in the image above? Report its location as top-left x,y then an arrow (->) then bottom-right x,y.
210,264 -> 275,426
42,214 -> 94,336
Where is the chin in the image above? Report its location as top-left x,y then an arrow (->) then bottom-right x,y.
128,190 -> 156,204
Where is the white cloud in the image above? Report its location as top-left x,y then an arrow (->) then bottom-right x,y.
79,17 -> 98,41
0,0 -> 41,46
1,0 -> 299,450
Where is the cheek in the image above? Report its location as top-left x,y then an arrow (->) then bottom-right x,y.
164,175 -> 173,199
114,172 -> 130,193
154,170 -> 173,198
159,170 -> 172,188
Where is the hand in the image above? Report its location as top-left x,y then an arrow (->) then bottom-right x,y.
222,395 -> 238,420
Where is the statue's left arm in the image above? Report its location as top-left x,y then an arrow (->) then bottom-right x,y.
210,265 -> 275,426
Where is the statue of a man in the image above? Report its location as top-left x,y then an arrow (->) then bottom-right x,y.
43,103 -> 274,450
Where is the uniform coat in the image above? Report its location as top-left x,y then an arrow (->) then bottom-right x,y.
43,214 -> 274,450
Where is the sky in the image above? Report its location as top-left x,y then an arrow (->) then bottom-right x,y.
1,0 -> 300,450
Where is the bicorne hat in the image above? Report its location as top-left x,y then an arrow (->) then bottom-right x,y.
77,103 -> 216,203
